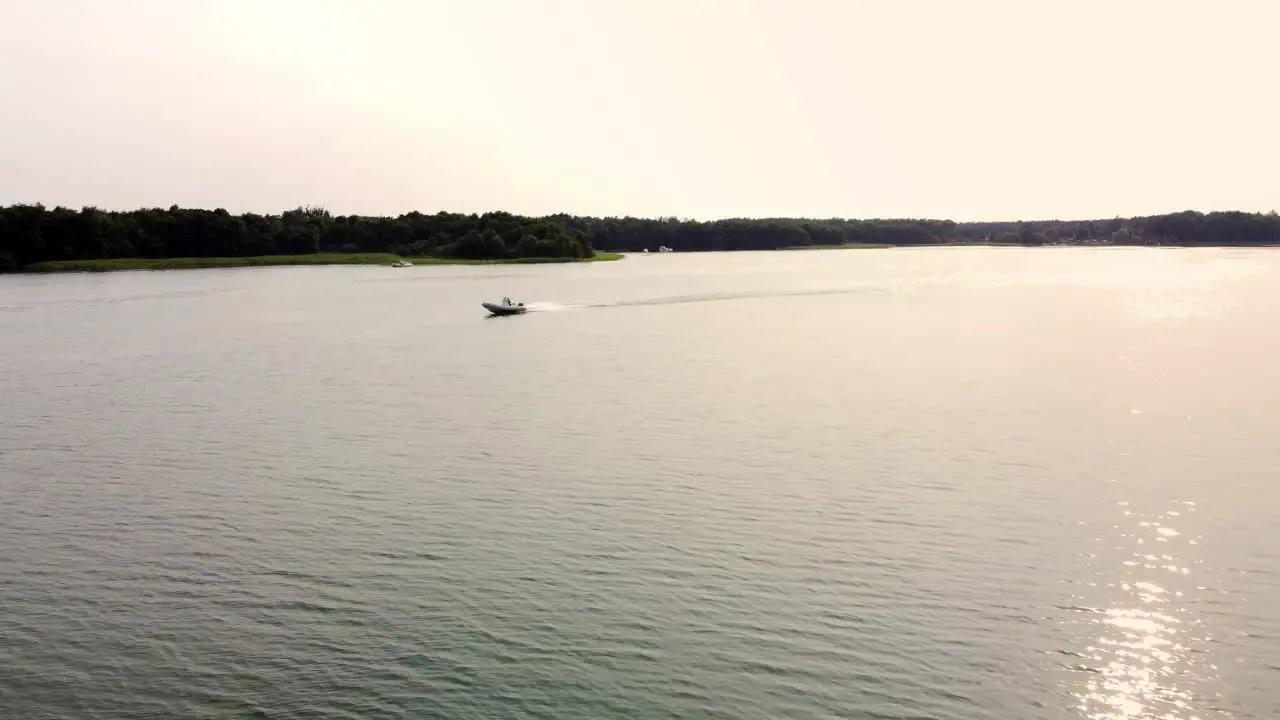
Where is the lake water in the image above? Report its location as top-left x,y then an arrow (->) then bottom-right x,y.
2,248 -> 1278,719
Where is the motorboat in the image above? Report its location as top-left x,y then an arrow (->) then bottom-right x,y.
483,296 -> 527,316
391,260 -> 413,267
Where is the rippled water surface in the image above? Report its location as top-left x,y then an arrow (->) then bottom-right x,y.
2,248 -> 1279,719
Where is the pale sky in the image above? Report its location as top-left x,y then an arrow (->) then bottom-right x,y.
1,0 -> 1276,221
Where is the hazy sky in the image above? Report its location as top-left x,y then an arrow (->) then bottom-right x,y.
1,0 -> 1276,221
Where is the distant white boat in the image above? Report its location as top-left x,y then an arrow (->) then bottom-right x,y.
391,260 -> 413,267
657,245 -> 673,253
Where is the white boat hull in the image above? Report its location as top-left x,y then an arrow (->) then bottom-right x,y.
483,302 -> 527,316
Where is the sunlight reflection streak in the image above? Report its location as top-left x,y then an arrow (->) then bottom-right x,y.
1067,500 -> 1220,719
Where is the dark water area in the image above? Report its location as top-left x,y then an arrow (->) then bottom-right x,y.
2,248 -> 1278,718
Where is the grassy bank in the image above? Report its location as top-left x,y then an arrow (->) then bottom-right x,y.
25,254 -> 404,272
24,251 -> 624,273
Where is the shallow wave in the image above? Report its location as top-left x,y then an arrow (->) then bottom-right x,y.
3,251 -> 1279,719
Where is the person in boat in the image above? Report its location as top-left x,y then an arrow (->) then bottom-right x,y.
503,296 -> 512,306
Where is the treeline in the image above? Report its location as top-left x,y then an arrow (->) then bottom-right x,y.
0,205 -> 596,271
950,210 -> 1280,248
576,210 -> 1280,252
2,204 -> 1278,271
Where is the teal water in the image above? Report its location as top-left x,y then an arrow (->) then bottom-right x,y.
2,248 -> 1278,719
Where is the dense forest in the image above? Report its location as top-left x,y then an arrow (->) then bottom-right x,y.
0,205 -> 595,271
1,204 -> 1278,271
581,210 -> 1280,252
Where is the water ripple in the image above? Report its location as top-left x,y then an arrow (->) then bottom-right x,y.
3,251 -> 1279,718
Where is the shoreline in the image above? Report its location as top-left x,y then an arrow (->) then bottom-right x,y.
777,241 -> 1280,251
10,243 -> 1275,274
5,206 -> 1276,267
19,252 -> 625,273
778,243 -> 895,250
